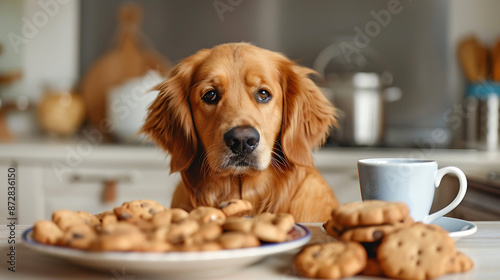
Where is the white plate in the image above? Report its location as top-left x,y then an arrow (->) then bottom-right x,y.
431,217 -> 477,241
22,224 -> 311,278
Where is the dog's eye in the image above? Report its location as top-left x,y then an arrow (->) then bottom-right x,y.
201,90 -> 219,104
256,89 -> 271,103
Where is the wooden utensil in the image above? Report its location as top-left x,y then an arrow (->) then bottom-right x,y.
458,36 -> 480,82
80,3 -> 170,128
477,43 -> 489,81
492,39 -> 500,81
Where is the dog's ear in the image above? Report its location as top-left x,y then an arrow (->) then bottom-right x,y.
279,59 -> 337,167
141,50 -> 209,173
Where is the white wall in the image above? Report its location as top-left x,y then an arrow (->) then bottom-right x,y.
21,0 -> 80,101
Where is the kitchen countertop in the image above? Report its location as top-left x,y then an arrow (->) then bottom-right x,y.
1,142 -> 499,222
0,222 -> 498,279
0,140 -> 170,167
0,141 -> 499,175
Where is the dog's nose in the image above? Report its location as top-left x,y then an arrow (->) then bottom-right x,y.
224,126 -> 260,155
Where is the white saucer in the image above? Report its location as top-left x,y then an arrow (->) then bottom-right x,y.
319,216 -> 477,241
431,217 -> 477,241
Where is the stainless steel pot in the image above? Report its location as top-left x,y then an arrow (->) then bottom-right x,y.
323,72 -> 401,146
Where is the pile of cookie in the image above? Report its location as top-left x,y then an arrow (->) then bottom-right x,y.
32,199 -> 295,252
294,200 -> 474,280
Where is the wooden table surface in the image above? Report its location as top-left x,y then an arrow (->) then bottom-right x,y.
0,222 -> 498,279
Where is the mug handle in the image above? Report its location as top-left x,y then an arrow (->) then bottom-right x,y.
424,167 -> 467,224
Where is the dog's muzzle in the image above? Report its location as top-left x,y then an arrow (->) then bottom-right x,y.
223,126 -> 260,155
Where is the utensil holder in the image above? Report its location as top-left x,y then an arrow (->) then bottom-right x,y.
465,82 -> 500,151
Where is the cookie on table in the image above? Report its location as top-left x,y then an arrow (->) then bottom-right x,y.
253,212 -> 295,243
94,210 -> 113,222
222,213 -> 294,243
90,222 -> 146,251
322,218 -> 342,238
151,208 -> 189,228
99,221 -> 142,236
90,232 -> 146,252
34,199 -> 304,253
223,217 -> 254,233
33,220 -> 63,245
447,251 -> 474,274
254,212 -> 295,232
100,214 -> 118,227
165,218 -> 200,244
52,210 -> 99,231
330,200 -> 410,227
76,211 -> 100,228
151,210 -> 173,228
169,208 -> 190,223
377,223 -> 457,280
59,224 -> 97,249
294,241 -> 367,279
361,258 -> 384,277
126,217 -> 157,232
150,225 -> 171,243
184,222 -> 223,246
194,242 -> 223,252
218,232 -> 261,250
189,206 -> 226,225
253,221 -> 288,243
94,211 -> 118,226
113,199 -> 166,221
218,199 -> 253,217
180,241 -> 223,252
339,217 -> 414,243
137,241 -> 174,252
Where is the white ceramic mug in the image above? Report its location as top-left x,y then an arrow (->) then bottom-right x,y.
357,158 -> 467,223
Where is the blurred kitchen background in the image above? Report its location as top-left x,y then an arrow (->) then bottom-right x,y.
1,0 -> 500,223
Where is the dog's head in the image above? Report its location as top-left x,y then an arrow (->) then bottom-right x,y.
142,43 -> 336,176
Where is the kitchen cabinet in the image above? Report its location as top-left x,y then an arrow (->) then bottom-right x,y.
41,165 -> 180,218
446,174 -> 500,221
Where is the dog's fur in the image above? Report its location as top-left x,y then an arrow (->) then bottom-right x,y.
142,43 -> 338,222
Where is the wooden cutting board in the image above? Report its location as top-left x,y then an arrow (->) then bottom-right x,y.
80,3 -> 170,128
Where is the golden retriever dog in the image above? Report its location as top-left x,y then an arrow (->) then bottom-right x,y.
142,43 -> 338,222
